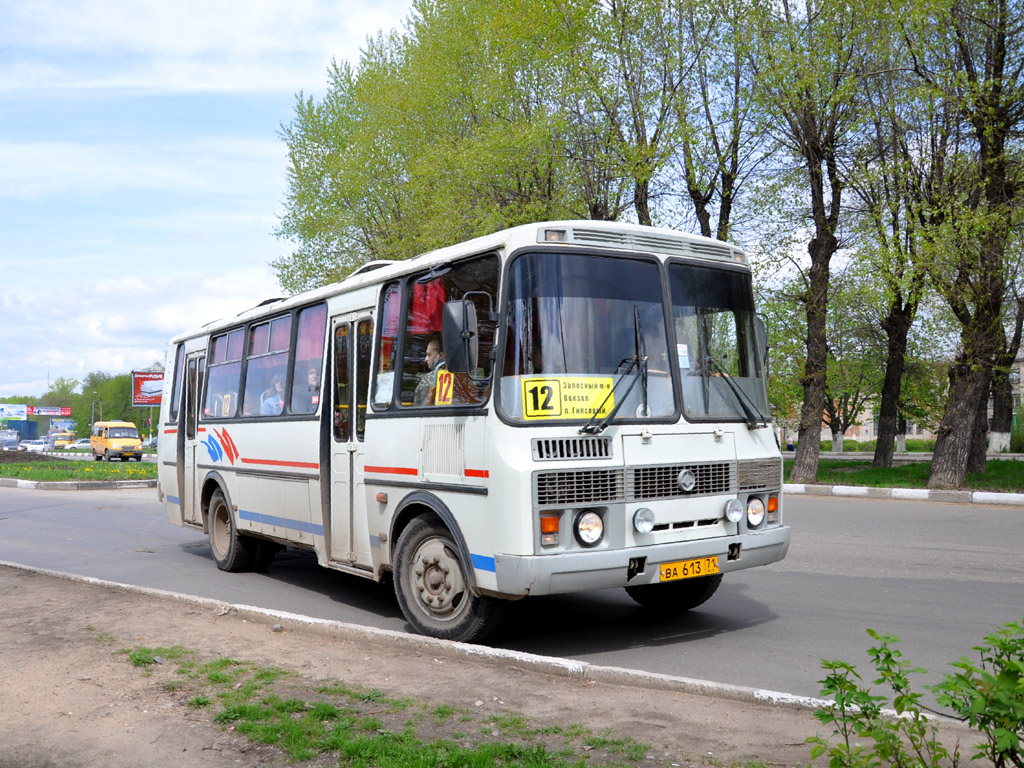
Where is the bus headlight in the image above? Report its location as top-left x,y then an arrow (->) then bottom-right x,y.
747,498 -> 766,528
574,510 -> 604,547
725,498 -> 743,523
632,507 -> 655,534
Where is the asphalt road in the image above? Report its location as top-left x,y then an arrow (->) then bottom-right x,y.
1,486 -> 1020,700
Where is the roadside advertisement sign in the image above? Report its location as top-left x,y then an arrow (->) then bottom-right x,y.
0,404 -> 28,420
29,406 -> 72,416
132,371 -> 164,407
50,419 -> 75,432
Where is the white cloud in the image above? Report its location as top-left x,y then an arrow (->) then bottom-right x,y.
0,0 -> 413,397
0,0 -> 411,94
0,136 -> 285,200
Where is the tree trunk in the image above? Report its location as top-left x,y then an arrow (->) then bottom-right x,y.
928,359 -> 991,488
988,301 -> 1023,453
831,428 -> 843,453
966,380 -> 991,474
790,234 -> 835,484
634,179 -> 652,226
872,304 -> 914,468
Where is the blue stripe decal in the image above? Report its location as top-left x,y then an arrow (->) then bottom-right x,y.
167,495 -> 180,506
471,553 -> 496,572
239,509 -> 324,537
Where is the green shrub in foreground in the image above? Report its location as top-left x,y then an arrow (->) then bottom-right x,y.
810,620 -> 1024,768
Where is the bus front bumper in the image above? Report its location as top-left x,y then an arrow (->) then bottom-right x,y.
491,526 -> 790,597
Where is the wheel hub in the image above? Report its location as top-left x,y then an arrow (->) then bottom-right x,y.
410,538 -> 466,620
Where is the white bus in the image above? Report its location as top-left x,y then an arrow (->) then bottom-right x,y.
157,220 -> 789,642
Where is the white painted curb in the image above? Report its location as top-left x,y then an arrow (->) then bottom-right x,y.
0,559 -> 829,712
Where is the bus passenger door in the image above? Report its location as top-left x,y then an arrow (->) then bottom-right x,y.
328,315 -> 373,568
181,353 -> 205,526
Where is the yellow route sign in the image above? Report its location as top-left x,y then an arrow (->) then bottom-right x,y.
520,376 -> 614,420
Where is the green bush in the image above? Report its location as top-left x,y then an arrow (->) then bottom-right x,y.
809,621 -> 1024,768
1011,412 -> 1024,453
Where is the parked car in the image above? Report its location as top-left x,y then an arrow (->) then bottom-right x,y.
64,438 -> 91,451
20,439 -> 47,452
142,435 -> 158,448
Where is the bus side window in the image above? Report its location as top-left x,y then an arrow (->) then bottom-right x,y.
399,256 -> 499,408
290,304 -> 327,415
372,282 -> 402,409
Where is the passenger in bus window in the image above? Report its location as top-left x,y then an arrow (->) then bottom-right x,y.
414,335 -> 445,406
261,376 -> 285,415
298,366 -> 320,412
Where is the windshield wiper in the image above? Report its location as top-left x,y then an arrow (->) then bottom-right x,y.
579,307 -> 649,435
704,354 -> 769,430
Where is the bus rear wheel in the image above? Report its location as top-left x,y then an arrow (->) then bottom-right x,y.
207,490 -> 259,572
624,573 -> 723,612
393,517 -> 504,643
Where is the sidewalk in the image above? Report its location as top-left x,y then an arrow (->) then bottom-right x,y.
0,562 -> 847,768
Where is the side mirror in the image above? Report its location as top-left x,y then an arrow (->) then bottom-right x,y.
442,300 -> 478,373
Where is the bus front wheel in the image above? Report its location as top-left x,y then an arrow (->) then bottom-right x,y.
624,573 -> 723,612
393,517 -> 504,643
207,490 -> 259,572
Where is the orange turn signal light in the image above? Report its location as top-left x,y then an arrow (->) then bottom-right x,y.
540,516 -> 560,534
767,495 -> 778,513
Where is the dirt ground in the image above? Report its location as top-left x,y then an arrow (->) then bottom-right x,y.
0,564 -> 873,768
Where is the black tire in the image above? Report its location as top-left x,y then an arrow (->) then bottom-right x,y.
93,452 -> 101,461
625,573 -> 723,612
252,541 -> 282,572
207,490 -> 259,572
393,517 -> 504,642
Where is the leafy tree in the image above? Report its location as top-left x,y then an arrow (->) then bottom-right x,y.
822,263 -> 887,451
746,0 -> 869,483
896,0 -> 1024,488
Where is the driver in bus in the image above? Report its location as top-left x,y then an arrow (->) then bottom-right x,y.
414,335 -> 445,406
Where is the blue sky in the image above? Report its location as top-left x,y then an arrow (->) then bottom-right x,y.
0,0 -> 411,398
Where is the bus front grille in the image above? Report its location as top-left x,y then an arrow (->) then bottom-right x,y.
626,461 -> 736,501
737,457 -> 782,490
534,469 -> 624,506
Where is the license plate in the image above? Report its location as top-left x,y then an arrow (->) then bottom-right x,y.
659,556 -> 719,582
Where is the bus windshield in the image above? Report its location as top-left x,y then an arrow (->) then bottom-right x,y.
500,251 -> 674,423
669,262 -> 768,423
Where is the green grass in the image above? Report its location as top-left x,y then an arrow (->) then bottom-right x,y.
122,645 -> 657,767
0,456 -> 157,481
785,458 -> 1024,492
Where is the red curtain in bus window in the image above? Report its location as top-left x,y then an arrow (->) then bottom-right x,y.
380,283 -> 402,368
408,280 -> 447,333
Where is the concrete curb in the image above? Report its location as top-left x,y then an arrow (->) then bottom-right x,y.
0,477 -> 156,491
784,483 -> 1024,506
0,559 -> 830,713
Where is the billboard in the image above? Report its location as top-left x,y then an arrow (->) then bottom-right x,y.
29,406 -> 72,416
0,404 -> 28,420
132,371 -> 164,407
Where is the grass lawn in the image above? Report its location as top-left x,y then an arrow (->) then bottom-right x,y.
0,452 -> 156,482
785,458 -> 1024,493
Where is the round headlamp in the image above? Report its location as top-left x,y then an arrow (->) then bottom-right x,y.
747,498 -> 766,528
724,498 -> 743,523
633,507 -> 655,534
574,510 -> 604,547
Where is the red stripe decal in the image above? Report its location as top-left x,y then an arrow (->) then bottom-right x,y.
163,428 -> 178,435
240,458 -> 319,469
365,465 -> 419,476
465,469 -> 489,478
